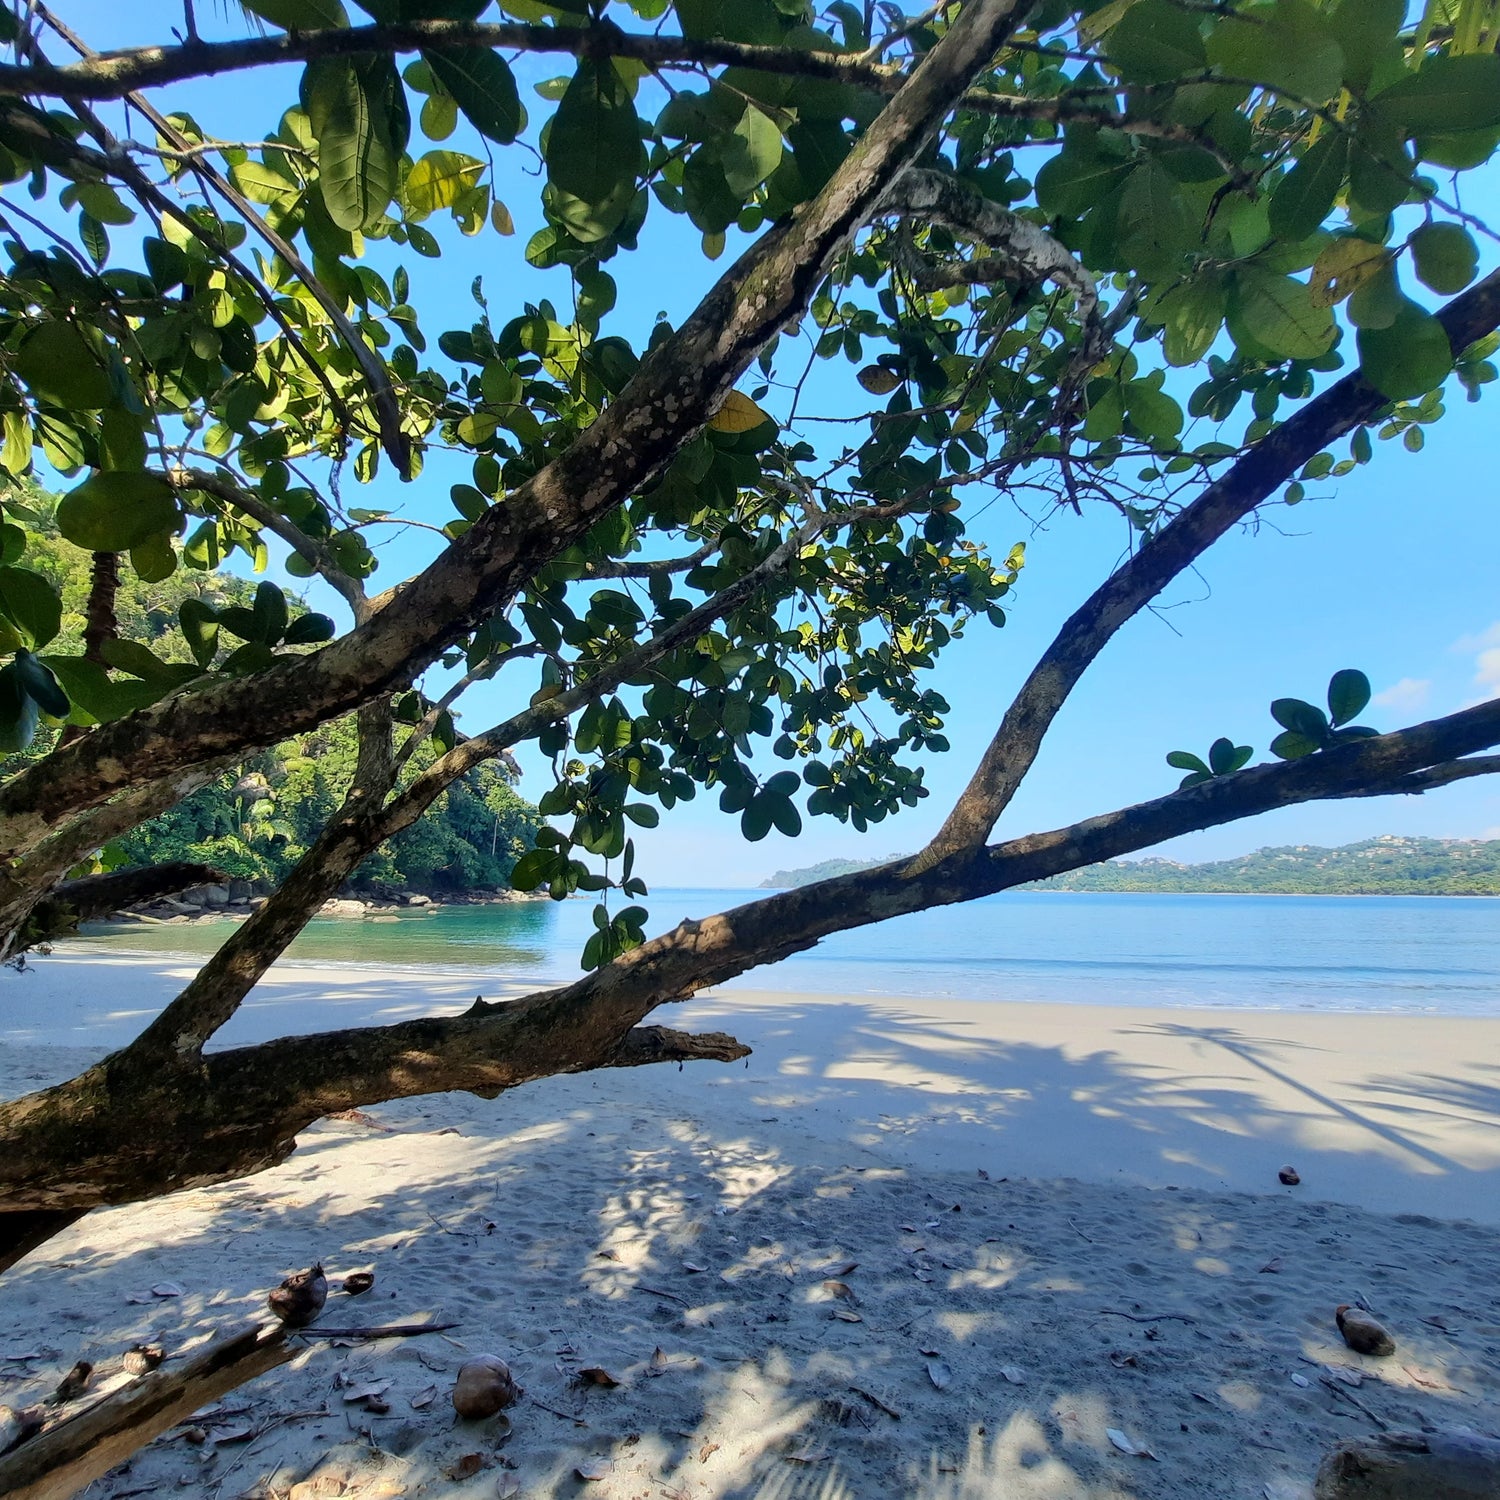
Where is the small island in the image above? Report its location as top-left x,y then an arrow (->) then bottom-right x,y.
762,834 -> 1500,895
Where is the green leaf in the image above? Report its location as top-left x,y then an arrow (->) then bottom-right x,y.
546,60 -> 640,236
1356,297 -> 1453,400
1118,159 -> 1192,275
1166,750 -> 1209,773
14,322 -> 113,409
1207,737 -> 1253,776
1372,54 -> 1500,135
0,662 -> 39,752
1205,0 -> 1345,104
404,149 -> 484,212
1269,729 -> 1320,760
55,472 -> 179,553
425,47 -> 523,144
0,566 -> 62,649
252,581 -> 289,644
1229,269 -> 1336,360
101,638 -> 199,686
742,796 -> 774,842
1268,134 -> 1348,243
179,599 -> 219,668
721,103 -> 782,195
284,612 -> 337,646
13,650 -> 69,718
304,53 -> 409,230
129,531 -> 177,584
1271,697 -> 1329,741
1157,276 -> 1225,366
41,654 -> 164,723
1104,0 -> 1207,82
243,0 -> 348,25
1326,668 -> 1371,727
1410,222 -> 1479,295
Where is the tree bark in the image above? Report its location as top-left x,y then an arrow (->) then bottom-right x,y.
23,862 -> 223,946
1313,1428 -> 1500,1499
0,1322 -> 292,1500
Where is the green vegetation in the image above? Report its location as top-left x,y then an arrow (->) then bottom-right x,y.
3,492 -> 540,895
765,837 -> 1500,895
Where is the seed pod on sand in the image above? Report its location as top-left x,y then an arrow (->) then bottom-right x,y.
452,1355 -> 521,1419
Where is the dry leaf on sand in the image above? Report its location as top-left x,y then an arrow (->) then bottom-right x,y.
575,1458 -> 613,1481
926,1359 -> 952,1390
577,1367 -> 619,1388
1106,1427 -> 1157,1459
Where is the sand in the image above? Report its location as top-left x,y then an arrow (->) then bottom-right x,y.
3,949 -> 1500,1500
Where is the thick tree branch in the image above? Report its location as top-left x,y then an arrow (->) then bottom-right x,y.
24,861 -> 222,945
3,699 -> 1496,1219
0,0 -> 1032,869
914,266 -> 1500,867
0,16 -> 1255,169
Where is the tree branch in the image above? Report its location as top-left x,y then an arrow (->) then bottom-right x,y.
3,699 -> 1496,1218
0,0 -> 1033,870
914,266 -> 1500,867
24,861 -> 222,944
0,16 -> 1256,171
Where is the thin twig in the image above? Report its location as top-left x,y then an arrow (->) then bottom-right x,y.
849,1384 -> 902,1420
1097,1309 -> 1195,1324
295,1321 -> 460,1340
634,1284 -> 688,1305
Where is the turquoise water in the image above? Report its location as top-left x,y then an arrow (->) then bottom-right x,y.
76,888 -> 1500,1016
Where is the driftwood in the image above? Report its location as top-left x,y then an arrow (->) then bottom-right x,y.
1314,1428 -> 1500,1499
0,1321 -> 291,1500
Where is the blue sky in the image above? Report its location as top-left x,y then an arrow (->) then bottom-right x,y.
33,4 -> 1500,887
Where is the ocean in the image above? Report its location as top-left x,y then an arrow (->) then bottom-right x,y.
73,888 -> 1500,1017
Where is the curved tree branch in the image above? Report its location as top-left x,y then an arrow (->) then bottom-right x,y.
4,697 -> 1496,1219
913,266 -> 1500,868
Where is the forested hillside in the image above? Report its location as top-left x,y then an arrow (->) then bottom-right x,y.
3,490 -> 540,894
764,837 -> 1500,895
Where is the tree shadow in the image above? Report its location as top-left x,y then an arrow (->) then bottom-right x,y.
3,992 -> 1499,1499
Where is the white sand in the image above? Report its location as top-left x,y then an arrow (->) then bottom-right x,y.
3,951 -> 1500,1499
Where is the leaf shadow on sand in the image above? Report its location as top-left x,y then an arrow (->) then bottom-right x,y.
2,995 -> 1499,1500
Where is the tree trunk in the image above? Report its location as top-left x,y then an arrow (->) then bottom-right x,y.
1314,1429 -> 1500,1499
0,1322 -> 291,1500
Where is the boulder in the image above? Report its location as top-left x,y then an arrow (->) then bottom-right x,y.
403,893 -> 432,908
202,884 -> 231,908
322,898 -> 367,918
228,879 -> 254,903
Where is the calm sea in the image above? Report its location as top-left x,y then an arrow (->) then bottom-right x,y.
75,888 -> 1500,1017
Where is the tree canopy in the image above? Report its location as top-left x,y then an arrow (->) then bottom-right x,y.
0,0 -> 1498,1269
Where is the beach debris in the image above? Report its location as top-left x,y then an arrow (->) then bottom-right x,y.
816,1279 -> 857,1304
497,1479 -> 522,1499
1313,1427 -> 1500,1499
1106,1427 -> 1158,1460
1000,1364 -> 1027,1385
1278,1166 -> 1302,1186
445,1454 -> 486,1481
0,1403 -> 44,1454
1291,1373 -> 1311,1388
698,1442 -> 719,1463
269,1263 -> 327,1327
926,1359 -> 953,1391
785,1446 -> 830,1465
410,1384 -> 437,1410
575,1458 -> 613,1481
647,1347 -> 670,1376
850,1385 -> 901,1420
576,1367 -> 619,1389
1259,1256 -> 1284,1274
51,1360 -> 93,1404
342,1272 -> 375,1296
340,1378 -> 393,1406
206,1421 -> 257,1444
453,1355 -> 521,1419
1336,1305 -> 1396,1357
681,1261 -> 706,1274
121,1343 -> 164,1376
596,1247 -> 621,1261
831,1309 -> 863,1323
826,1260 -> 859,1277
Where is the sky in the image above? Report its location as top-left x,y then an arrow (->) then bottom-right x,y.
25,3 -> 1500,888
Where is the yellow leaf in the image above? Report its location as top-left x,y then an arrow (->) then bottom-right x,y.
404,150 -> 484,215
491,199 -> 515,236
856,365 -> 902,395
708,390 -> 774,433
1309,238 -> 1390,308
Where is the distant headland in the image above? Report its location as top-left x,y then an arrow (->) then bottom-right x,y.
760,835 -> 1500,895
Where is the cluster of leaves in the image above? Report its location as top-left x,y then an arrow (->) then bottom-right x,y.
1165,669 -> 1376,787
